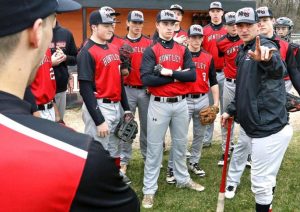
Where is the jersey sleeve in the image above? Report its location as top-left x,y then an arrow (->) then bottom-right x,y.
71,139 -> 140,211
77,48 -> 95,82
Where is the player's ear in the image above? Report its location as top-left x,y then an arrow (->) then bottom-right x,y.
28,18 -> 43,48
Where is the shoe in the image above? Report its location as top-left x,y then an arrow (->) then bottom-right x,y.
246,154 -> 252,168
142,194 -> 154,208
230,142 -> 235,153
202,143 -> 212,148
177,179 -> 205,192
189,163 -> 205,177
120,164 -> 127,174
225,185 -> 237,199
218,154 -> 230,166
166,167 -> 176,184
186,151 -> 191,159
120,171 -> 131,185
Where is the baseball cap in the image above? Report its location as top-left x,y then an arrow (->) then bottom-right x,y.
128,11 -> 144,22
89,10 -> 117,25
156,10 -> 179,22
235,7 -> 259,24
188,25 -> 204,36
209,1 -> 223,10
224,12 -> 236,25
0,0 -> 58,37
100,6 -> 120,16
56,0 -> 82,13
170,4 -> 184,15
256,7 -> 273,18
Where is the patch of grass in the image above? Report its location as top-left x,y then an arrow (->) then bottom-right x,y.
127,131 -> 300,211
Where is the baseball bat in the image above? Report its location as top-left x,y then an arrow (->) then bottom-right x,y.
216,118 -> 233,212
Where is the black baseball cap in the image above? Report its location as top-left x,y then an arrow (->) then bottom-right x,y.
209,1 -> 223,10
188,25 -> 204,36
128,11 -> 144,22
56,0 -> 82,13
0,0 -> 58,37
235,7 -> 259,24
89,10 -> 117,25
156,10 -> 179,22
100,6 -> 120,16
170,4 -> 184,15
224,12 -> 236,25
256,7 -> 273,18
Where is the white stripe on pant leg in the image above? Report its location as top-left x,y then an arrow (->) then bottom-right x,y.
251,124 -> 293,205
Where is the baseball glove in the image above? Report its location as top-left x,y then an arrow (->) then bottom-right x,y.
199,105 -> 219,125
119,44 -> 133,63
114,113 -> 138,143
286,93 -> 300,112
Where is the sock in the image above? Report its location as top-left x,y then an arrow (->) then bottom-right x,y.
256,203 -> 271,212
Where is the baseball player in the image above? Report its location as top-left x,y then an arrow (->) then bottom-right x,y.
50,7 -> 79,121
256,7 -> 299,93
275,17 -> 294,43
221,7 -> 293,212
0,0 -> 139,210
152,4 -> 187,45
29,48 -> 62,122
202,1 -> 227,152
216,12 -> 245,166
186,24 -> 219,176
120,10 -> 152,175
141,10 -> 204,209
77,9 -> 134,184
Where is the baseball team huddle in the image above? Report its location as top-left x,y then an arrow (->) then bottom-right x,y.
1,0 -> 300,211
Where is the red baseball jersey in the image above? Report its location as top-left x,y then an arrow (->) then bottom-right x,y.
123,35 -> 152,86
77,39 -> 122,101
173,28 -> 188,38
186,50 -> 213,94
275,37 -> 290,80
217,34 -> 243,79
109,34 -> 125,49
148,42 -> 188,96
202,23 -> 227,70
30,48 -> 56,105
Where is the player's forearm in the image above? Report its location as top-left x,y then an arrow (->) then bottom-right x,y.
211,84 -> 219,106
79,80 -> 105,126
172,69 -> 196,82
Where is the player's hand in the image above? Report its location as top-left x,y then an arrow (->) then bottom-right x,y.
160,67 -> 173,76
124,111 -> 134,121
51,51 -> 66,66
248,36 -> 277,62
173,34 -> 187,45
221,112 -> 231,128
97,122 -> 110,138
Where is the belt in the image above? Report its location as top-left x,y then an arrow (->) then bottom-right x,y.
154,95 -> 185,103
100,98 -> 119,104
226,78 -> 236,83
125,84 -> 144,89
216,69 -> 223,73
37,102 -> 53,110
186,93 -> 206,98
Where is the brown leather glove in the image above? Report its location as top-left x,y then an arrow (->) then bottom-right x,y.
199,105 -> 219,125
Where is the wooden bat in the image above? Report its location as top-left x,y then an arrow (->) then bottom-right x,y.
216,118 -> 233,212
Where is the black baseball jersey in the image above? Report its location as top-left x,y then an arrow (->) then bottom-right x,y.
50,23 -> 77,93
0,91 -> 139,211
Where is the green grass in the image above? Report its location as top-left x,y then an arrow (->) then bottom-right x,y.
126,131 -> 300,212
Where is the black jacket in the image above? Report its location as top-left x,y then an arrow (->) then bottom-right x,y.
226,36 -> 288,138
51,23 -> 78,93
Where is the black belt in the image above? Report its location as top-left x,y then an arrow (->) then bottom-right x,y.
37,102 -> 53,110
226,78 -> 236,83
216,69 -> 223,73
125,84 -> 144,89
102,98 -> 118,103
154,95 -> 185,103
186,93 -> 206,98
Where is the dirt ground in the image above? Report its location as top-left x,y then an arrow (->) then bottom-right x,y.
64,102 -> 300,149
